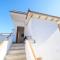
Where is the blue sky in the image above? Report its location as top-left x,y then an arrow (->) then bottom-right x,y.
0,0 -> 60,33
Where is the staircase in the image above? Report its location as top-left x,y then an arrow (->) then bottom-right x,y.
5,43 -> 26,60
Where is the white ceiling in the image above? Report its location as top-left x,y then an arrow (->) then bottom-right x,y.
11,12 -> 26,27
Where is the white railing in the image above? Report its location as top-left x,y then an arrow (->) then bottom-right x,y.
25,40 -> 41,60
0,33 -> 13,60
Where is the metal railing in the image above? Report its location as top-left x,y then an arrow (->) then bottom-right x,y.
26,36 -> 36,43
0,33 -> 14,42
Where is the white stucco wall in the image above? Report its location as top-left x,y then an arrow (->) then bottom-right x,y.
25,19 -> 60,60
27,18 -> 58,44
33,28 -> 60,60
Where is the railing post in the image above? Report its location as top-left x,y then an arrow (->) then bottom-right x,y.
58,24 -> 60,31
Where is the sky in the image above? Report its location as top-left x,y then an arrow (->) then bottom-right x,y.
0,0 -> 60,33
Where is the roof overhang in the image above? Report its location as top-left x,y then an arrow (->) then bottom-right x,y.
10,10 -> 60,30
10,11 -> 26,27
26,10 -> 60,25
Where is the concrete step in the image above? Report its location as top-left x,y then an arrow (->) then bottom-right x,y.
5,58 -> 25,60
5,43 -> 26,60
8,49 -> 25,54
7,52 -> 25,55
5,54 -> 26,60
12,43 -> 25,47
11,46 -> 25,50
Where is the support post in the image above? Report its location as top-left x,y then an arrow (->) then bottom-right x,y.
58,24 -> 60,31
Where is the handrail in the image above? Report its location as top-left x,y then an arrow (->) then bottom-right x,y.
6,33 -> 13,38
0,32 -> 13,41
28,41 -> 41,60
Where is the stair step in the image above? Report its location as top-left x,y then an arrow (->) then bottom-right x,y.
12,44 -> 25,47
5,43 -> 26,60
11,46 -> 25,50
5,55 -> 26,60
7,52 -> 25,55
8,50 -> 25,54
6,54 -> 25,58
10,48 -> 25,50
12,43 -> 24,45
5,58 -> 25,60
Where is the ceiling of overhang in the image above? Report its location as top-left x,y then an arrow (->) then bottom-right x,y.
11,12 -> 26,27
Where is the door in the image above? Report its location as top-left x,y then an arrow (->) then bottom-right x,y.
16,27 -> 24,43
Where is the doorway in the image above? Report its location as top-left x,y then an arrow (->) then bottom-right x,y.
16,27 -> 24,43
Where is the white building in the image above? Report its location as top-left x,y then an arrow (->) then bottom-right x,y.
10,10 -> 60,60
0,10 -> 60,60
